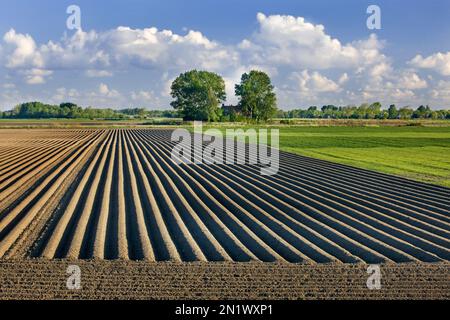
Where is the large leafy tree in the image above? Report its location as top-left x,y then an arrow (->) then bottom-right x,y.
388,104 -> 398,119
235,70 -> 277,122
170,70 -> 226,121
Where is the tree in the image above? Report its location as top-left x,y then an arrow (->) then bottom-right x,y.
388,104 -> 398,119
355,103 -> 369,119
60,102 -> 82,118
367,102 -> 382,119
321,105 -> 339,119
413,105 -> 432,119
399,106 -> 413,119
170,70 -> 226,121
235,70 -> 277,122
341,105 -> 357,119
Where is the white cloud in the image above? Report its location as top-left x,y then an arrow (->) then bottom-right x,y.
430,80 -> 450,104
85,69 -> 113,78
1,27 -> 241,87
274,70 -> 342,107
240,13 -> 385,70
97,83 -> 119,97
292,70 -> 341,93
98,83 -> 109,95
130,90 -> 167,107
131,90 -> 153,101
0,13 -> 449,108
409,52 -> 450,76
338,73 -> 349,85
22,68 -> 53,84
3,29 -> 43,68
51,87 -> 80,102
397,71 -> 428,90
390,89 -> 416,101
41,27 -> 237,72
368,62 -> 392,79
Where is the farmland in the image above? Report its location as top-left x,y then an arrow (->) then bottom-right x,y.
1,260 -> 449,299
0,128 -> 449,299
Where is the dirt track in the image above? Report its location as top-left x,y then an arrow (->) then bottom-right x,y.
0,129 -> 449,299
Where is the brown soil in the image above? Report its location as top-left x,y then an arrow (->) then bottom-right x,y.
1,129 -> 449,299
0,260 -> 448,300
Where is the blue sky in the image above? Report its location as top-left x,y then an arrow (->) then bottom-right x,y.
1,0 -> 449,109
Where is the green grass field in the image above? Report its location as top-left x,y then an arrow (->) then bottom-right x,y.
278,126 -> 450,187
202,124 -> 450,188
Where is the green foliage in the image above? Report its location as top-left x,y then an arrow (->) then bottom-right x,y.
170,70 -> 226,121
222,104 -> 245,122
388,104 -> 398,119
118,108 -> 179,118
399,107 -> 414,119
1,102 -> 182,120
279,103 -> 450,120
235,70 -> 277,122
118,108 -> 147,117
5,102 -> 124,119
412,105 -> 432,119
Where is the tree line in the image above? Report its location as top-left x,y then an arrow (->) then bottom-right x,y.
0,102 -> 179,120
275,104 -> 450,120
1,69 -> 449,121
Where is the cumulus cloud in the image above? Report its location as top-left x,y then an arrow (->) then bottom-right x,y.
51,87 -> 80,103
97,83 -> 119,98
1,26 -> 242,89
130,89 -> 167,107
131,90 -> 153,101
409,52 -> 450,76
22,68 -> 53,84
2,29 -> 52,84
0,13 -> 449,108
389,89 -> 416,101
430,80 -> 450,104
3,29 -> 43,68
397,71 -> 428,90
239,13 -> 386,70
292,70 -> 341,93
5,27 -> 238,73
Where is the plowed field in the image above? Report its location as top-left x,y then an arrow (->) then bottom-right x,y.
0,129 -> 449,299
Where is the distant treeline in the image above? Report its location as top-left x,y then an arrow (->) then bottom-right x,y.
274,103 -> 450,120
1,101 -> 449,121
0,102 -> 179,120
